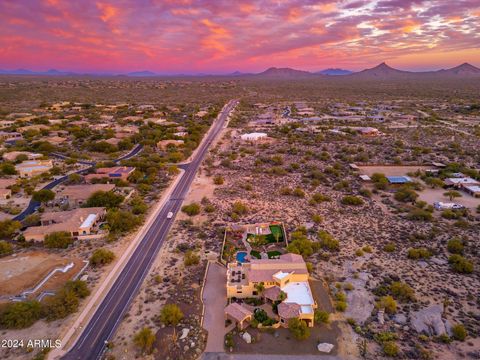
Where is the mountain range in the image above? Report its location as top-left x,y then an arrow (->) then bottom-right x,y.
0,62 -> 479,79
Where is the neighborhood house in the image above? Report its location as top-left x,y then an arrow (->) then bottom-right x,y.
15,160 -> 54,177
84,166 -> 135,182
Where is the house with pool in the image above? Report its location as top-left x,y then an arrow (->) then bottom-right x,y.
225,253 -> 317,328
221,222 -> 287,264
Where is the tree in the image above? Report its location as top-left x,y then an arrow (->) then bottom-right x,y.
90,248 -> 115,266
67,173 -> 83,184
107,209 -> 141,234
32,189 -> 55,203
181,203 -> 201,216
254,282 -> 265,295
0,301 -> 42,329
44,231 -> 73,248
85,191 -> 124,208
43,289 -> 79,321
288,318 -> 310,340
0,240 -> 13,257
23,213 -> 41,227
133,327 -> 156,355
0,220 -> 21,239
394,187 -> 418,203
0,163 -> 17,175
443,190 -> 462,201
159,304 -> 184,340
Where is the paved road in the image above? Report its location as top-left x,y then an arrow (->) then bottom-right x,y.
13,144 -> 143,221
63,100 -> 238,360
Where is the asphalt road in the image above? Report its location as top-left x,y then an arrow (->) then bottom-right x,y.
63,100 -> 238,360
13,144 -> 143,221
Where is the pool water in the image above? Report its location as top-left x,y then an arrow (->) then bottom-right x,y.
236,251 -> 248,263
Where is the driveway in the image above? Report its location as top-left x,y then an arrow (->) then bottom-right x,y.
203,262 -> 228,353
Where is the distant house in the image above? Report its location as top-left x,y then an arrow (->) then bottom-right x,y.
386,176 -> 412,184
226,253 -> 317,328
23,207 -> 106,242
17,124 -> 49,133
0,120 -> 15,128
0,131 -> 22,141
0,179 -> 16,200
84,166 -> 135,183
57,184 -> 116,206
357,127 -> 382,136
444,177 -> 479,187
2,151 -> 42,162
15,160 -> 53,177
463,184 -> 480,198
240,132 -> 267,141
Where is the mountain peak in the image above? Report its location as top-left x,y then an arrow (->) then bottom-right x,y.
257,67 -> 313,78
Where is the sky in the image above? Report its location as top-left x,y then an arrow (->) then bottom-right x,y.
0,0 -> 479,74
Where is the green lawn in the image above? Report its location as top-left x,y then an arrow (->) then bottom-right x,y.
267,251 -> 281,258
250,250 -> 261,259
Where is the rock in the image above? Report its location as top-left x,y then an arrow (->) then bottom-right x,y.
394,314 -> 407,325
242,332 -> 252,344
418,261 -> 428,268
444,319 -> 453,336
183,345 -> 189,352
378,309 -> 385,325
431,257 -> 447,265
180,328 -> 190,340
317,343 -> 335,353
411,304 -> 446,336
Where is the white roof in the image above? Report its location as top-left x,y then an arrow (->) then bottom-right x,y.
359,175 -> 371,181
273,271 -> 290,280
80,214 -> 97,229
464,185 -> 480,192
241,132 -> 267,140
447,177 -> 478,184
282,282 -> 315,307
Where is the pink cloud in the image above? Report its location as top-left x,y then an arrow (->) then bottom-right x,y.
0,0 -> 478,73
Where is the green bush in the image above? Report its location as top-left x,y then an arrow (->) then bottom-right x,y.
32,189 -> 55,203
390,282 -> 415,302
341,195 -> 364,206
451,323 -> 467,341
90,248 -> 115,266
447,237 -> 464,254
0,301 -> 42,329
407,248 -> 431,260
448,254 -> 473,274
377,296 -> 397,314
314,310 -> 330,324
133,327 -> 156,355
184,250 -> 200,266
44,231 -> 73,249
407,209 -> 432,221
394,187 -> 418,203
0,240 -> 13,257
107,209 -> 141,234
383,243 -> 396,252
318,230 -> 339,251
382,341 -> 399,357
85,191 -> 124,208
181,202 -> 201,216
0,219 -> 21,239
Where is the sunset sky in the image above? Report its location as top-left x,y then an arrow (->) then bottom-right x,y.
1,0 -> 479,74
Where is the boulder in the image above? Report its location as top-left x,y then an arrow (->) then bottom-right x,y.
394,314 -> 407,325
411,304 -> 446,336
242,332 -> 252,344
317,343 -> 334,353
180,328 -> 190,340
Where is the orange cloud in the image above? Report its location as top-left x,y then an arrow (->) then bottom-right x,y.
96,2 -> 118,22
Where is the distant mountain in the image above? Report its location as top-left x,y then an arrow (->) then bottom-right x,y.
350,62 -> 411,78
317,68 -> 352,75
127,70 -> 157,77
256,67 -> 314,78
437,62 -> 480,76
349,62 -> 480,78
0,68 -> 74,75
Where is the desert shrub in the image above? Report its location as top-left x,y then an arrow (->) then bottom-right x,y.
447,237 -> 464,254
44,231 -> 73,249
314,310 -> 330,324
159,304 -> 184,326
85,191 -> 124,208
213,175 -> 224,185
390,282 -> 415,302
0,240 -> 13,257
32,189 -> 55,203
184,250 -> 200,266
394,187 -> 418,203
382,341 -> 399,357
318,230 -> 339,251
90,248 -> 115,266
383,243 -> 396,252
0,301 -> 42,329
448,255 -> 473,274
407,209 -> 432,221
341,195 -> 364,206
133,327 -> 155,355
107,209 -> 141,234
377,296 -> 397,314
181,202 -> 201,216
407,248 -> 431,260
451,323 -> 467,341
0,219 -> 21,239
293,187 -> 305,197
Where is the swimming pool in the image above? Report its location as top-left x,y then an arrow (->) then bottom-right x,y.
236,251 -> 248,263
